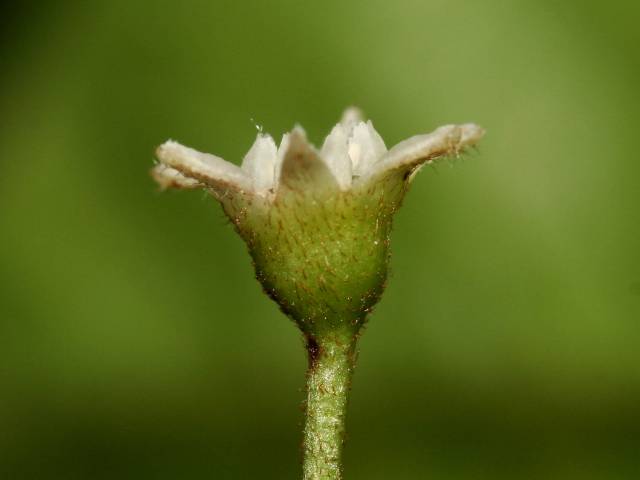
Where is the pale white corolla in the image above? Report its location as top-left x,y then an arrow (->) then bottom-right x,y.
151,108 -> 484,199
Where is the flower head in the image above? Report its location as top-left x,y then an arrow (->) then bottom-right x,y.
152,108 -> 484,336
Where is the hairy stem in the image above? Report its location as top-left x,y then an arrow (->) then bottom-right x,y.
302,329 -> 357,480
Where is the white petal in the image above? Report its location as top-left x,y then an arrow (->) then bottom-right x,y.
277,127 -> 338,195
273,132 -> 291,191
348,120 -> 387,176
459,122 -> 486,145
340,107 -> 364,131
361,123 -> 485,182
241,134 -> 277,193
320,124 -> 352,190
151,164 -> 202,190
155,140 -> 252,193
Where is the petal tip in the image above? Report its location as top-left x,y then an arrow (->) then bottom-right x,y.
150,164 -> 201,190
290,125 -> 308,141
154,139 -> 253,193
459,123 -> 485,145
341,107 -> 364,127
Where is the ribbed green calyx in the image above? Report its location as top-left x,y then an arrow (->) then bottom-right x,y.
221,172 -> 405,337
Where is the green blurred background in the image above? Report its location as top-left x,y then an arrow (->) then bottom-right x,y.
1,1 -> 639,478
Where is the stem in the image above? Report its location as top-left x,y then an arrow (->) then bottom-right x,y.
302,330 -> 357,480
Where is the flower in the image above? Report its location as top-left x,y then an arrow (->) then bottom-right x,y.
152,107 -> 483,198
152,108 -> 484,336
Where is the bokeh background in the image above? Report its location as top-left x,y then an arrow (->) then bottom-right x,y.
2,1 -> 639,478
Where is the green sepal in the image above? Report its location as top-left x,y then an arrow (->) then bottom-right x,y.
221,174 -> 409,337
